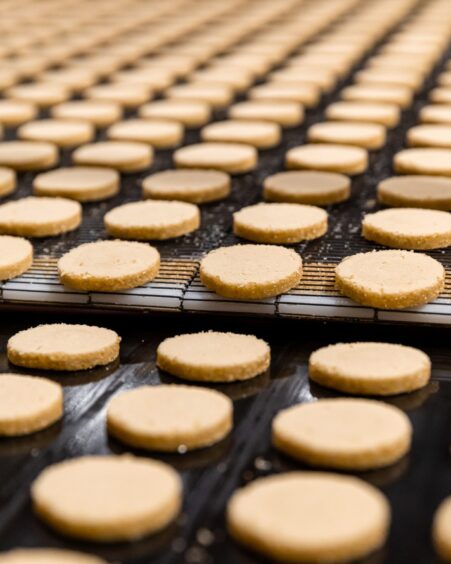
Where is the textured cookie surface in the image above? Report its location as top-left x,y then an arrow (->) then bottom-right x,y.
433,497 -> 451,562
325,101 -> 400,127
73,141 -> 153,172
0,141 -> 58,171
378,176 -> 451,210
51,101 -> 122,127
0,236 -> 32,280
308,121 -> 386,149
394,148 -> 451,176
407,124 -> 451,149
0,167 -> 16,197
264,171 -> 350,205
0,548 -> 106,563
174,142 -> 257,174
107,119 -> 183,148
286,144 -> 368,175
18,119 -> 94,147
139,100 -> 211,127
201,120 -> 281,149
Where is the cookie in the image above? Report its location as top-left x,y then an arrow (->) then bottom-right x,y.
107,384 -> 232,451
18,119 -> 94,148
362,208 -> 451,249
263,170 -> 351,205
0,196 -> 81,237
39,68 -> 97,90
355,68 -> 422,90
249,83 -> 320,107
273,398 -> 412,470
174,142 -> 257,174
138,100 -> 211,127
378,175 -> 451,210
6,83 -> 70,107
233,203 -> 327,244
31,455 -> 181,541
73,141 -> 153,173
429,87 -> 451,105
156,331 -> 270,382
58,240 -> 160,291
0,548 -> 105,563
270,67 -> 336,91
165,84 -> 233,108
7,323 -> 120,371
308,121 -> 386,150
229,101 -> 303,127
200,244 -> 302,300
107,119 -> 183,149
0,141 -> 58,171
0,167 -> 16,197
227,472 -> 390,562
420,104 -> 451,125
84,83 -> 151,108
104,200 -> 200,240
394,148 -> 451,176
309,342 -> 431,395
112,68 -> 175,90
433,497 -> 451,562
201,120 -> 281,149
335,250 -> 444,309
142,169 -> 230,204
0,100 -> 37,126
33,167 -> 119,202
0,235 -> 32,280
286,144 -> 368,175
407,124 -> 451,148
325,101 -> 400,127
341,84 -> 412,108
51,101 -> 122,127
190,67 -> 253,91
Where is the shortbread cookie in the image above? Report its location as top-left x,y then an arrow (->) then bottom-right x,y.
107,384 -> 233,451
138,100 -> 211,127
84,83 -> 151,108
362,208 -> 451,249
7,323 -> 120,371
420,104 -> 451,125
6,83 -> 70,107
429,87 -> 451,105
249,83 -> 320,108
270,67 -> 336,91
18,119 -> 94,148
0,100 -> 37,126
407,124 -> 451,148
308,121 -> 386,150
378,176 -> 451,210
0,141 -> 58,171
201,120 -> 281,149
273,398 -> 411,470
73,141 -> 153,172
174,142 -> 257,174
165,84 -> 233,108
156,331 -> 270,382
0,197 -> 81,237
31,455 -> 181,541
229,101 -> 303,127
0,548 -> 105,563
142,169 -> 230,203
341,84 -> 412,108
51,101 -> 122,127
107,119 -> 183,149
0,374 -> 62,436
264,171 -> 351,205
335,250 -> 444,308
233,203 -> 327,244
0,236 -> 32,280
200,244 -> 302,300
394,148 -> 451,176
309,342 -> 431,395
286,144 -> 368,175
58,240 -> 160,291
227,472 -> 390,563
33,167 -> 119,202
0,167 -> 16,197
325,101 -> 400,127
104,200 -> 200,240
40,68 -> 97,90
433,497 -> 451,562
355,68 -> 423,90
189,67 -> 253,91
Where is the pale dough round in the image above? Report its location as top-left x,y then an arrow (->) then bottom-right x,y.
138,100 -> 211,127
429,88 -> 451,105
420,104 -> 451,125
18,119 -> 94,148
362,208 -> 451,249
31,455 -> 182,541
0,373 -> 62,436
270,67 -> 336,91
0,235 -> 32,280
165,84 -> 233,108
0,141 -> 58,171
58,240 -> 160,291
107,119 -> 183,149
200,244 -> 302,300
407,124 -> 451,148
433,497 -> 451,562
249,83 -> 320,108
394,148 -> 451,176
189,67 -> 253,91
39,68 -> 97,90
0,548 -> 105,563
7,323 -> 120,371
325,101 -> 400,127
335,250 -> 445,309
233,203 -> 327,244
227,472 -> 390,563
174,142 -> 257,174
229,101 -> 303,127
51,101 -> 122,127
156,331 -> 270,382
201,120 -> 281,149
286,144 -> 368,175
104,200 -> 200,240
309,342 -> 431,395
73,141 -> 153,173
308,121 -> 386,150
0,167 -> 16,197
142,169 -> 230,203
84,83 -> 151,108
273,398 -> 412,470
264,171 -> 351,205
341,84 -> 412,108
0,196 -> 81,237
0,100 -> 37,126
378,175 -> 451,210
6,83 -> 70,107
33,167 -> 119,202
107,384 -> 232,451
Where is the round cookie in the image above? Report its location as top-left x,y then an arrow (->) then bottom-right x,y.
190,67 -> 253,91
18,119 -> 94,148
0,167 -> 16,197
378,175 -> 451,210
249,83 -> 320,108
335,250 -> 444,309
394,148 -> 451,176
0,374 -> 63,436
201,120 -> 281,149
58,240 -> 160,291
325,101 -> 400,127
341,84 -> 412,108
107,119 -> 183,149
165,84 -> 233,108
73,141 -> 153,173
33,167 -> 119,202
104,200 -> 200,240
0,548 -> 105,563
142,169 -> 230,204
0,197 -> 81,237
233,203 -> 328,244
407,124 -> 451,149
0,235 -> 32,280
229,101 -> 303,127
31,455 -> 182,541
227,472 -> 390,563
7,323 -> 120,371
51,101 -> 122,127
0,100 -> 37,126
308,121 -> 386,150
138,100 -> 211,127
420,104 -> 451,125
156,331 -> 270,382
174,142 -> 257,174
107,384 -> 233,451
433,497 -> 451,562
362,208 -> 451,249
309,342 -> 431,395
0,141 -> 58,171
6,83 -> 70,107
263,170 -> 350,205
84,83 -> 151,108
429,88 -> 451,105
200,244 -> 302,300
272,398 -> 412,470
286,144 -> 368,175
